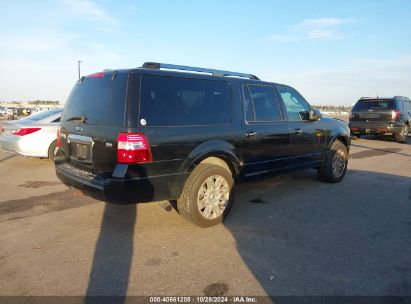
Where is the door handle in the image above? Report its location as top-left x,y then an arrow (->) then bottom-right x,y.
294,128 -> 303,135
246,131 -> 257,138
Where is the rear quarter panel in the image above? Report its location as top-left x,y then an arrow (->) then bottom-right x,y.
25,124 -> 59,157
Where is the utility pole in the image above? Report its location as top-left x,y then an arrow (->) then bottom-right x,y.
78,60 -> 82,79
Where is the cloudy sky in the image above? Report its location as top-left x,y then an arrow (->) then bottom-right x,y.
1,0 -> 410,105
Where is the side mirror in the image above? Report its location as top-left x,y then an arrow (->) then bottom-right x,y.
309,108 -> 322,121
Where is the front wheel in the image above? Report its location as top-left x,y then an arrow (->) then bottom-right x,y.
177,164 -> 234,227
317,140 -> 348,183
394,124 -> 408,143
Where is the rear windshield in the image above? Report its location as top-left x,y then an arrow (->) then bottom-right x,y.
20,109 -> 61,122
140,75 -> 231,126
353,99 -> 394,111
61,73 -> 127,125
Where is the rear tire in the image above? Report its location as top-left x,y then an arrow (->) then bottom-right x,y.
317,140 -> 348,183
394,124 -> 408,143
177,164 -> 234,227
48,140 -> 57,161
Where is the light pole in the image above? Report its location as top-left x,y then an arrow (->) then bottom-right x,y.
78,60 -> 82,79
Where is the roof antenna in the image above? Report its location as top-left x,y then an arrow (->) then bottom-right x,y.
376,90 -> 379,98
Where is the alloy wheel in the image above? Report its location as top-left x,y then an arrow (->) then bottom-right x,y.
332,149 -> 346,179
197,175 -> 230,220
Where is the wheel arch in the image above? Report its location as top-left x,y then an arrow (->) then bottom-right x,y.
193,154 -> 239,180
170,141 -> 241,199
328,134 -> 350,152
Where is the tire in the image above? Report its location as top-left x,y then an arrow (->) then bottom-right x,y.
177,164 -> 234,227
317,140 -> 348,183
48,140 -> 57,161
394,124 -> 408,143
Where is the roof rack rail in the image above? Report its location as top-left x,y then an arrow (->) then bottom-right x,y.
360,96 -> 392,99
141,62 -> 260,80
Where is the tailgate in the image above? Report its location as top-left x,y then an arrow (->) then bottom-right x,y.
352,110 -> 393,121
59,71 -> 129,176
350,99 -> 395,122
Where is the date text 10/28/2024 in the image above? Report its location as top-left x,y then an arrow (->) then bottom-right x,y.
149,296 -> 258,303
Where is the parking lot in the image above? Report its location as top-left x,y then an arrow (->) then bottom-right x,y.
0,120 -> 410,297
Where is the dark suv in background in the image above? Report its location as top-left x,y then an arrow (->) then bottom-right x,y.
349,96 -> 410,143
55,62 -> 351,227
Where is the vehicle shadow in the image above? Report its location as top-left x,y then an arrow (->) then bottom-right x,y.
84,203 -> 136,304
357,134 -> 410,145
84,169 -> 154,304
350,143 -> 411,158
0,154 -> 16,163
82,168 -> 411,298
223,169 -> 411,296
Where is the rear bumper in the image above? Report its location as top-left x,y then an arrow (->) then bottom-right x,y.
55,162 -> 189,204
0,134 -> 48,157
348,121 -> 403,135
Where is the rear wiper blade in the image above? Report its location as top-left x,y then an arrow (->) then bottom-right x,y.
66,115 -> 87,123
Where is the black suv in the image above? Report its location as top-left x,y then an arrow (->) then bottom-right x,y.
349,96 -> 410,143
55,62 -> 351,227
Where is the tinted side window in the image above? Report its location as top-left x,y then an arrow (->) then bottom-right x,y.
403,98 -> 411,111
140,76 -> 231,126
243,85 -> 254,122
395,98 -> 403,110
277,86 -> 310,121
62,73 -> 127,125
244,85 -> 281,122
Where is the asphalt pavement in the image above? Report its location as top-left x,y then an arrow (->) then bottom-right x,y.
0,121 -> 410,297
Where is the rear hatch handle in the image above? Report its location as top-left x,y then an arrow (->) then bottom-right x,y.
66,115 -> 87,123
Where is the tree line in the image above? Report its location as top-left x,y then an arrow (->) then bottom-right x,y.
0,100 -> 60,105
313,105 -> 352,111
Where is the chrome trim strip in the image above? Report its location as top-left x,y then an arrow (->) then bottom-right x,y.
67,134 -> 93,145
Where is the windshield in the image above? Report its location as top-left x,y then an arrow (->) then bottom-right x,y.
20,109 -> 61,122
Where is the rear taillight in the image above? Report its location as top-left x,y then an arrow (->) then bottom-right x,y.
392,110 -> 400,120
57,126 -> 62,147
11,128 -> 41,136
117,132 -> 153,164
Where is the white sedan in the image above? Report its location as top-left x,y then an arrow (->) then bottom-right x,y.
0,109 -> 62,160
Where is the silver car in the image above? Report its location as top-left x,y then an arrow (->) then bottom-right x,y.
0,109 -> 62,160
